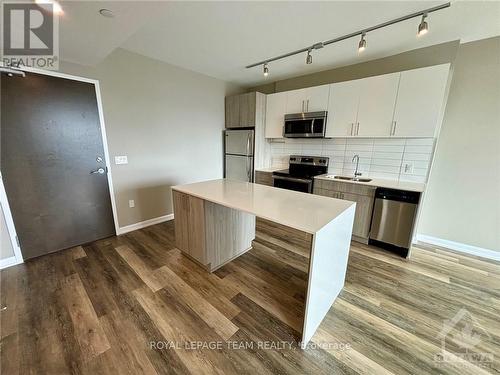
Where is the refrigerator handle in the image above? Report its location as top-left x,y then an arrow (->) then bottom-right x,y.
246,133 -> 251,182
246,132 -> 251,156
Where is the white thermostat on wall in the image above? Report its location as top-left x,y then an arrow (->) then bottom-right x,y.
114,156 -> 128,165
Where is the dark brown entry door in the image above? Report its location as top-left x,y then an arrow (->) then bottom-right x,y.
1,71 -> 115,260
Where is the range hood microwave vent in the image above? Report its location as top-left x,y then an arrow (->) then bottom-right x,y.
283,111 -> 327,138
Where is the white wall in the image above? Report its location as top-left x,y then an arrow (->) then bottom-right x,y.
417,37 -> 500,254
60,49 -> 242,228
269,138 -> 435,183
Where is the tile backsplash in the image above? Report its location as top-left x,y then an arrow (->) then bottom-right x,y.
269,138 -> 435,183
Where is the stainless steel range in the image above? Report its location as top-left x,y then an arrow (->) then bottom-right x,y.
272,155 -> 329,193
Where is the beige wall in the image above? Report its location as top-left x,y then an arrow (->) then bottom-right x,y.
251,40 -> 459,93
60,49 -> 242,228
418,37 -> 500,252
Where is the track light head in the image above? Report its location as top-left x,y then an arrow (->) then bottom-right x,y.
418,14 -> 428,36
263,63 -> 269,77
306,50 -> 313,65
358,33 -> 367,53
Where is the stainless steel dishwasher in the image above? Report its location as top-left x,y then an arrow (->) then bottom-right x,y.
369,188 -> 420,256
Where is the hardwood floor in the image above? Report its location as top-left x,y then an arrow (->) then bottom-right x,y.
1,220 -> 499,374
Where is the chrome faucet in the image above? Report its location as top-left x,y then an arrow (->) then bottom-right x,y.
352,154 -> 362,178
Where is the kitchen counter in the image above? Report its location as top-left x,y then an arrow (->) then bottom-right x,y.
315,174 -> 426,192
254,166 -> 287,173
173,179 -> 354,234
172,178 -> 355,346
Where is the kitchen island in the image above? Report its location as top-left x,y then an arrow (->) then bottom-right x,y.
172,178 -> 355,345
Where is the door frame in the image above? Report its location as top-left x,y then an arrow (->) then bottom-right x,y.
0,172 -> 23,269
0,65 -> 120,264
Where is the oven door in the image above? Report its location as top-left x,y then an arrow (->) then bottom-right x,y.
283,117 -> 326,138
272,175 -> 313,193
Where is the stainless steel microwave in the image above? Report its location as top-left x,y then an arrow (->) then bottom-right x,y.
283,111 -> 328,138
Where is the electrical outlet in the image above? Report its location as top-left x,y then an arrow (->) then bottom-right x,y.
129,200 -> 135,208
403,163 -> 414,174
115,156 -> 128,165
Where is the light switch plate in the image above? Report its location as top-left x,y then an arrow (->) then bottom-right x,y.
129,200 -> 135,208
115,156 -> 128,165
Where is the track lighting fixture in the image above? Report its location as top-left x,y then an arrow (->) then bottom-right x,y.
246,2 -> 450,74
306,50 -> 313,64
418,13 -> 429,36
358,33 -> 367,52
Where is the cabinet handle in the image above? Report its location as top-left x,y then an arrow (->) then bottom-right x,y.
392,121 -> 397,136
356,122 -> 360,136
306,99 -> 309,112
302,100 -> 305,113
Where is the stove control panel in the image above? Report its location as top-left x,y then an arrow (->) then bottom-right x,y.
289,155 -> 329,166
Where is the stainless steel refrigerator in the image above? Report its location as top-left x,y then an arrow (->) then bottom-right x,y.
224,129 -> 254,182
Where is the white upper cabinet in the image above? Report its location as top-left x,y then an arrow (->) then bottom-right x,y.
265,92 -> 287,138
304,85 -> 330,112
285,88 -> 308,113
265,64 -> 449,139
356,72 -> 400,137
285,85 -> 330,113
326,80 -> 361,137
392,64 -> 450,137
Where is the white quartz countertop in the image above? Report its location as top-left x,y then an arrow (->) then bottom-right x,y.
172,179 -> 354,234
314,174 -> 426,193
254,166 -> 287,173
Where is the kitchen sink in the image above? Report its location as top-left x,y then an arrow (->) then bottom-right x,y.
331,176 -> 372,182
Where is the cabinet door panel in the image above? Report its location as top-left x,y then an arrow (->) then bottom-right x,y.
326,80 -> 361,137
265,92 -> 287,138
173,191 -> 189,253
188,196 -> 206,264
304,85 -> 330,112
286,88 -> 308,113
342,193 -> 373,238
239,92 -> 256,127
255,171 -> 273,186
356,73 -> 400,137
393,64 -> 450,137
225,95 -> 240,128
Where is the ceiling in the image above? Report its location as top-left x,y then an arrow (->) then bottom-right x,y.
58,1 -> 500,86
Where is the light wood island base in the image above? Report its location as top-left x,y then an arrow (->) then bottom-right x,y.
172,180 -> 356,345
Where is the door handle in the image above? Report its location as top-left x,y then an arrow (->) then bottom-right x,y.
90,167 -> 106,175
